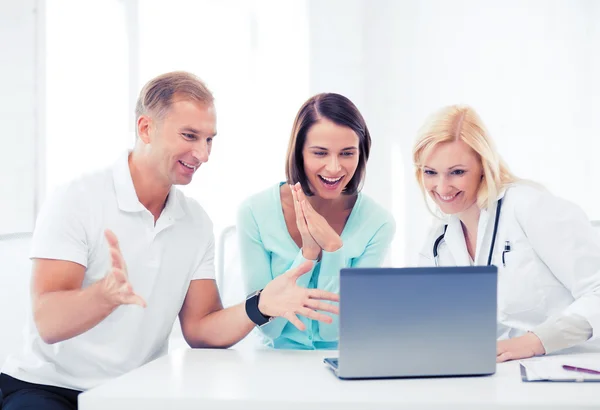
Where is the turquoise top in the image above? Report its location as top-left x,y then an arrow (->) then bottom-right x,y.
236,183 -> 396,349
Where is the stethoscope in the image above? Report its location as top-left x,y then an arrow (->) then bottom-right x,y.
433,198 -> 504,267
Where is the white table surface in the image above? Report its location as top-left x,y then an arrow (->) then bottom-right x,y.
79,343 -> 600,410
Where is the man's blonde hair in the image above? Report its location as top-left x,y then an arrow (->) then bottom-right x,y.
135,71 -> 214,120
412,104 -> 518,212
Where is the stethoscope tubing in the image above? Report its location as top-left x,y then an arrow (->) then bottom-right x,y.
433,198 -> 503,267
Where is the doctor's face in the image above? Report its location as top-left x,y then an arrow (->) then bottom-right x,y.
421,140 -> 483,215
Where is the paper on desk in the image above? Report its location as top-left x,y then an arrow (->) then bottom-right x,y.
520,355 -> 600,381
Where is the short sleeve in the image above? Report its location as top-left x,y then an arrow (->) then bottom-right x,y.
190,230 -> 216,281
30,183 -> 89,267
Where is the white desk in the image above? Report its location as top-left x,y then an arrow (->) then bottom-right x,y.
79,346 -> 600,410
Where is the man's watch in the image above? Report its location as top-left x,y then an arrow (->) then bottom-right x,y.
245,289 -> 272,327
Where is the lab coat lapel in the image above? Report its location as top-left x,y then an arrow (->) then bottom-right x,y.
474,209 -> 491,266
475,192 -> 507,266
445,216 -> 471,266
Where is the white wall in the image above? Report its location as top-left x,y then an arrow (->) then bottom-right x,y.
0,0 -> 39,235
0,235 -> 32,366
44,0 -> 130,197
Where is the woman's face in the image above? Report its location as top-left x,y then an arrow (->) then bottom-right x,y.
302,119 -> 360,199
421,139 -> 483,215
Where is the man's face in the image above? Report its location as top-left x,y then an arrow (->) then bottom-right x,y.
140,98 -> 217,186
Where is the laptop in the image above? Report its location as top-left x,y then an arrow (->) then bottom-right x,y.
324,266 -> 497,379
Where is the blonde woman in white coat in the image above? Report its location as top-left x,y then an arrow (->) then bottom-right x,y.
413,104 -> 600,362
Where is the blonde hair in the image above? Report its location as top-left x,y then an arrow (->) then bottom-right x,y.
412,105 -> 518,212
135,71 -> 214,120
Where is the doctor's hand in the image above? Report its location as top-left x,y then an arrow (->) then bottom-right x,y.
290,184 -> 321,260
100,229 -> 147,309
259,260 -> 339,331
292,183 -> 343,253
496,332 -> 545,362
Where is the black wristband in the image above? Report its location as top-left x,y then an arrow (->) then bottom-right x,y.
245,290 -> 272,327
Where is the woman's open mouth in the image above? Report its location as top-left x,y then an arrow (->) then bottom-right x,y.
318,175 -> 344,190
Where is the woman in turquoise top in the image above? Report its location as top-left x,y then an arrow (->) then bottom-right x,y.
237,93 -> 396,349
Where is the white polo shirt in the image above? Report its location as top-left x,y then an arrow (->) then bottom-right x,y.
2,152 -> 215,391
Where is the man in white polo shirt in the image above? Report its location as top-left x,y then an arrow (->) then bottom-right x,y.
0,71 -> 339,410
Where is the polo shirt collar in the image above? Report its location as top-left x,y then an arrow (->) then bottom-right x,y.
162,186 -> 185,221
112,151 -> 185,220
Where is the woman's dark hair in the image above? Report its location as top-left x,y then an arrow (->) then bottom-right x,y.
285,93 -> 371,196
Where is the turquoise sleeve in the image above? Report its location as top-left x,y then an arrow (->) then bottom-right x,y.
237,202 -> 316,341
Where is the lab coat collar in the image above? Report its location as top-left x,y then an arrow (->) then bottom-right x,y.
474,188 -> 507,265
444,216 -> 471,266
443,187 -> 507,266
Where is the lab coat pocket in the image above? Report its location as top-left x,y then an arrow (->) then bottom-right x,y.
499,246 -> 545,316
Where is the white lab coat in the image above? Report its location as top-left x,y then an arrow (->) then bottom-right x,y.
418,183 -> 600,352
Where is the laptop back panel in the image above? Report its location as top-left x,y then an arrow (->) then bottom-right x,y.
337,267 -> 497,379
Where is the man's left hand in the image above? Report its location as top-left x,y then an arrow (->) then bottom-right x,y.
258,260 -> 340,331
